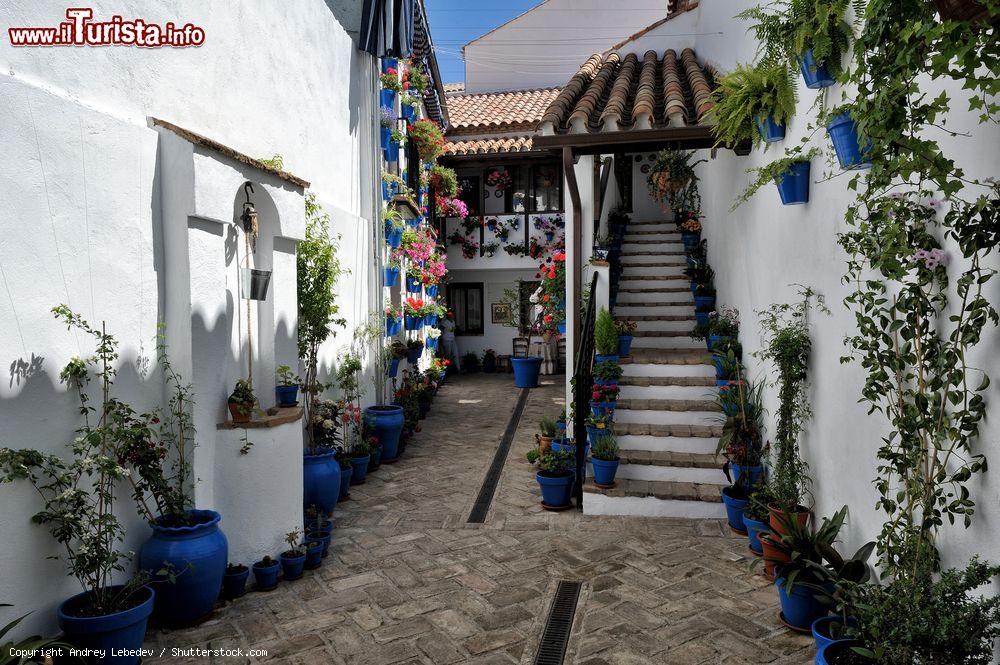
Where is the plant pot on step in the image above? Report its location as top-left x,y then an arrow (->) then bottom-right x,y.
731,463 -> 764,488
591,457 -> 619,488
58,585 -> 156,665
252,558 -> 280,591
775,577 -> 830,631
720,486 -> 749,534
594,354 -> 619,364
617,335 -> 633,357
511,356 -> 543,388
536,470 -> 574,509
280,551 -> 307,581
222,565 -> 249,599
768,504 -> 810,536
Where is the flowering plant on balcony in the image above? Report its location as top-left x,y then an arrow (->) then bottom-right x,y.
407,61 -> 428,93
533,216 -> 564,233
426,327 -> 441,340
436,197 -> 468,218
380,68 -> 402,92
427,165 -> 458,198
403,298 -> 425,316
482,241 -> 500,257
486,169 -> 513,190
400,229 -> 435,265
459,236 -> 480,259
424,253 -> 447,283
527,237 -> 548,259
408,119 -> 446,162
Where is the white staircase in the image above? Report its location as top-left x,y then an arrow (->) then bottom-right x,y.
583,221 -> 727,519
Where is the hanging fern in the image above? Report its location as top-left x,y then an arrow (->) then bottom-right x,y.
708,62 -> 798,148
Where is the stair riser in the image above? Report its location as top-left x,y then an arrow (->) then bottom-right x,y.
631,337 -> 706,350
618,280 -> 689,290
583,494 -> 726,519
620,385 -> 719,400
632,319 -> 694,332
620,255 -> 687,265
615,409 -> 721,426
621,243 -> 686,253
622,363 -> 716,378
624,234 -> 682,243
617,464 -> 724,485
618,435 -> 719,455
617,291 -> 693,304
629,223 -> 677,232
615,305 -> 692,317
621,265 -> 687,277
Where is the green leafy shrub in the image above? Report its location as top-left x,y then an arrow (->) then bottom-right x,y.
709,62 -> 797,148
594,308 -> 619,356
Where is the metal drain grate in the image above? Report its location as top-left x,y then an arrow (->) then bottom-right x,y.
467,387 -> 530,523
533,581 -> 582,665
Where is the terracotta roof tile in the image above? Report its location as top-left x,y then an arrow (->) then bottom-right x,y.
446,88 -> 561,133
443,82 -> 466,93
539,48 -> 716,134
443,135 -> 536,156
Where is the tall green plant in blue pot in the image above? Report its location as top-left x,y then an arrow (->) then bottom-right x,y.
590,434 -> 620,489
594,308 -> 620,363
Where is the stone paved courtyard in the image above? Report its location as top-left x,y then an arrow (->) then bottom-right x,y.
145,374 -> 813,664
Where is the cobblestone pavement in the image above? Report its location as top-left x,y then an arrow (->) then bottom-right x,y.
146,374 -> 812,664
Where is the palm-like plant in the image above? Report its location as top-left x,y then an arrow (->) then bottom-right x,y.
709,62 -> 797,148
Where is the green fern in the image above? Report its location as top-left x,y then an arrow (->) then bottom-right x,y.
707,62 -> 797,148
738,0 -> 856,77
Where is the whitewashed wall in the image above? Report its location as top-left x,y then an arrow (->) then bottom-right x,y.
449,267 -> 540,359
0,0 -> 378,635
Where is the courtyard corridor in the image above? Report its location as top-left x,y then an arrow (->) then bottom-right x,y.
145,375 -> 812,665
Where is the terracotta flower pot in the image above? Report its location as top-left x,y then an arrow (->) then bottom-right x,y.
759,533 -> 790,581
768,504 -> 810,536
228,401 -> 252,424
537,434 -> 553,453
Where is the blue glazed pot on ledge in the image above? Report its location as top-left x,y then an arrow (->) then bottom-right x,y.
275,384 -> 298,407
775,160 -> 811,205
799,49 -> 835,89
756,113 -> 786,143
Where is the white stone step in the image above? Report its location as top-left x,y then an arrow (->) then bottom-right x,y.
617,291 -> 693,304
583,492 -> 726,519
616,462 -> 724,484
631,337 -> 706,350
620,254 -> 686,265
619,278 -> 689,290
624,233 -> 682,243
630,319 -> 694,332
619,384 -> 719,400
615,304 -> 692,317
620,265 -> 686,277
615,408 -> 720,427
622,242 -> 685,253
618,434 -> 719,455
622,363 -> 716,378
628,223 -> 676,232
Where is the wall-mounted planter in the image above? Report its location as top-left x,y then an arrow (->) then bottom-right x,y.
425,313 -> 439,327
382,57 -> 398,74
827,113 -> 872,170
385,316 -> 401,337
756,113 -> 786,143
240,268 -> 271,301
404,314 -> 422,331
775,160 -> 811,205
799,50 -> 835,89
384,142 -> 399,163
379,89 -> 397,108
405,276 -> 422,293
426,284 -> 439,298
379,127 -> 392,150
401,104 -> 416,122
384,266 -> 400,287
387,357 -> 400,378
385,224 -> 403,248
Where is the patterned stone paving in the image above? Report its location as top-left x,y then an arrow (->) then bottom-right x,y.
145,374 -> 812,664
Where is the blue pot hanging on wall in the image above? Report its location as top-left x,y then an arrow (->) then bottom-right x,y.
404,314 -> 422,330
385,224 -> 403,248
381,57 -> 398,74
406,276 -> 422,293
384,266 -> 400,287
401,104 -> 416,122
380,88 -> 397,108
775,160 -> 811,205
387,357 -> 401,378
426,284 -> 439,298
799,49 -> 835,89
384,141 -> 399,163
827,113 -> 872,170
379,127 -> 392,150
755,113 -> 786,143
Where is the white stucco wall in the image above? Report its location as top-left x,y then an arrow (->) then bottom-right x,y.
449,267 -> 542,359
0,0 -> 380,635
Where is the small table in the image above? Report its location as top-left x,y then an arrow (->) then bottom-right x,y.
528,340 -> 558,375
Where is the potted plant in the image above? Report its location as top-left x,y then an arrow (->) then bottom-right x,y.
584,413 -> 614,449
590,383 -> 619,418
590,434 -> 620,488
408,119 -> 445,162
400,92 -> 421,121
347,423 -> 372,486
537,416 -> 558,452
384,251 -> 402,287
708,61 -> 797,146
386,128 -> 405,162
380,66 -> 401,106
304,509 -> 333,559
428,164 -> 458,198
335,448 -> 354,499
614,319 -> 637,357
481,348 -> 498,373
304,400 -> 342,517
425,327 -> 441,351
499,282 -> 544,388
279,529 -> 307,581
525,448 -> 575,510
743,483 -> 776,556
679,215 -> 703,249
592,360 -> 623,386
252,556 -> 280,591
385,302 -> 403,337
227,378 -> 257,423
385,209 -> 405,248
646,150 -> 705,213
825,104 -> 872,170
404,298 -> 425,330
716,373 -> 766,534
405,339 -> 424,363
594,308 -> 619,363
275,364 -> 300,406
379,106 -> 397,151
222,564 -> 249,600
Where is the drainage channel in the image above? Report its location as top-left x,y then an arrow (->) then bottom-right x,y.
533,581 -> 583,665
466,387 -> 530,523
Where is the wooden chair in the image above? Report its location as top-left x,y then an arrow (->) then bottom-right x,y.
513,337 -> 529,358
496,355 -> 512,373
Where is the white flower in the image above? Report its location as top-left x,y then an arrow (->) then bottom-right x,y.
427,328 -> 441,339
322,419 -> 335,430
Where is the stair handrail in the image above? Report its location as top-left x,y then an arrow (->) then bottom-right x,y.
572,272 -> 600,508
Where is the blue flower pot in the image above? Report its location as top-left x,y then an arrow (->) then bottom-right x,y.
304,542 -> 324,570
387,357 -> 401,378
712,356 -> 726,377
536,471 -> 574,508
545,231 -> 555,242
594,354 -> 619,364
732,463 -> 764,488
222,566 -> 249,599
401,104 -> 416,122
591,457 -> 619,487
556,419 -> 566,435
426,284 -> 439,298
366,405 -> 404,462
776,160 -> 811,205
381,181 -> 391,200
58,585 -> 155,665
617,335 -> 633,357
425,313 -> 439,326
252,559 -> 280,590
305,531 -> 332,558
349,455 -> 370,485
812,616 -> 858,653
386,225 -> 403,248
590,401 -> 615,418
384,142 -> 399,162
370,446 -> 383,470
380,126 -> 392,150
280,552 -> 307,581
406,276 -> 422,293
586,425 -> 611,448
385,316 -> 401,337
694,295 -> 715,311
681,232 -> 700,248
511,356 -> 543,388
816,640 -> 860,665
338,464 -> 353,499
720,486 -> 748,533
275,384 -> 299,407
827,113 -> 872,170
776,577 -> 830,630
756,113 -> 787,143
382,57 -> 398,73
695,311 -> 711,327
551,440 -> 576,455
426,338 -> 439,350
743,515 -> 768,554
139,509 -> 227,626
405,314 -> 422,331
380,88 -> 397,108
406,218 -> 420,229
406,347 -> 422,363
799,49 -> 835,89
302,448 -> 341,516
593,378 -> 617,387
384,266 -> 400,287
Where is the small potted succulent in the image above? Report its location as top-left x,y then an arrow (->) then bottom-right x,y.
275,365 -> 300,407
222,563 -> 250,599
614,319 -> 637,357
252,555 -> 280,591
526,448 -> 575,510
303,539 -> 324,571
227,378 -> 257,423
590,434 -> 620,488
279,529 -> 307,581
537,416 -> 557,452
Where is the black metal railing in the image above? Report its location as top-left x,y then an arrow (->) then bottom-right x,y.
572,272 -> 599,508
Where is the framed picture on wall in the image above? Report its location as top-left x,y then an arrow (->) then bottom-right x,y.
491,302 -> 512,325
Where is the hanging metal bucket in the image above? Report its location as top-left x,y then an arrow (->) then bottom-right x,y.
240,268 -> 272,301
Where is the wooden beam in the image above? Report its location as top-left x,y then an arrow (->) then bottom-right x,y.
533,126 -> 717,155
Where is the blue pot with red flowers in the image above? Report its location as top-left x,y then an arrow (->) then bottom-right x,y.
385,315 -> 401,337
589,402 -> 615,418
404,314 -> 422,331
